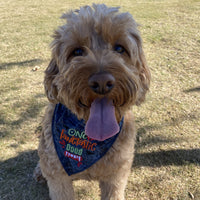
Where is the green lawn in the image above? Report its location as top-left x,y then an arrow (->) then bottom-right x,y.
0,0 -> 200,199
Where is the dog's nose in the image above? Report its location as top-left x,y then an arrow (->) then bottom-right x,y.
88,72 -> 115,95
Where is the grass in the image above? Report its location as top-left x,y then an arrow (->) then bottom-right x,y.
0,0 -> 199,199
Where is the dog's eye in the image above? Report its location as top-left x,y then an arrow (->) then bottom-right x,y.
114,45 -> 125,54
73,48 -> 84,56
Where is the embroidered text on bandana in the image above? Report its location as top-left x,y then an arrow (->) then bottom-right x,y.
52,103 -> 123,176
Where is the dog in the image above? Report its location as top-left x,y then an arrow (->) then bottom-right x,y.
34,4 -> 150,200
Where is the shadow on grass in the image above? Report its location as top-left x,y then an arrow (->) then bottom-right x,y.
10,99 -> 46,126
183,86 -> 200,93
0,59 -> 43,70
1,148 -> 199,199
133,148 -> 200,168
0,150 -> 49,200
0,95 -> 46,138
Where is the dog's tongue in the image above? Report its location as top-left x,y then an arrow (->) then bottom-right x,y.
85,97 -> 119,141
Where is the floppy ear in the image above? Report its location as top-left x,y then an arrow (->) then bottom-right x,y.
136,48 -> 151,105
130,28 -> 151,105
44,59 -> 59,103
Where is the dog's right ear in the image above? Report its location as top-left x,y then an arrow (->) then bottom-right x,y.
44,59 -> 59,103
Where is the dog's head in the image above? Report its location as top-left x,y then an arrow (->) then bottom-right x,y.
44,4 -> 150,140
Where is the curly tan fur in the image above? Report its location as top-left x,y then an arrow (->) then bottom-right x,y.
34,4 -> 150,200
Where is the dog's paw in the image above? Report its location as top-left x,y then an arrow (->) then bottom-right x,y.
33,163 -> 46,184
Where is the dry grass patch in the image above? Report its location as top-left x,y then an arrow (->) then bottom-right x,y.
0,0 -> 199,199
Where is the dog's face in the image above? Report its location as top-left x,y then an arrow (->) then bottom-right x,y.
44,4 -> 150,140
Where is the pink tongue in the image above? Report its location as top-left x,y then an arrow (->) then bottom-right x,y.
85,97 -> 119,141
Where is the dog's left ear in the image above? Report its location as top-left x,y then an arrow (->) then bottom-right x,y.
130,29 -> 151,105
137,45 -> 151,105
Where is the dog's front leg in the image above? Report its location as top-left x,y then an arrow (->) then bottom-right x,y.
47,176 -> 75,200
100,179 -> 127,200
99,170 -> 130,200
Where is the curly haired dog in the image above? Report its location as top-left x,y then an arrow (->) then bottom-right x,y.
34,4 -> 150,200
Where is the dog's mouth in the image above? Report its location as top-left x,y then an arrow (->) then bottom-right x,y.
78,98 -> 125,108
80,97 -> 120,141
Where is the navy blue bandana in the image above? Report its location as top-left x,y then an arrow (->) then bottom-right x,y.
52,103 -> 123,176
